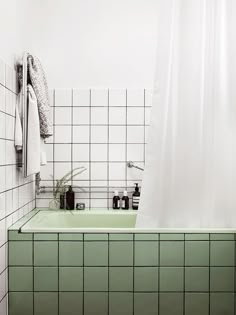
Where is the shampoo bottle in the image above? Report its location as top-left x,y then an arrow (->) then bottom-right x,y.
66,186 -> 75,210
113,190 -> 120,209
121,191 -> 129,210
132,183 -> 140,210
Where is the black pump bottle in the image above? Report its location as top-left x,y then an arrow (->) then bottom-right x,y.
66,186 -> 75,210
132,183 -> 140,210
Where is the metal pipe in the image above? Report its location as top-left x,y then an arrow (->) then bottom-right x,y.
127,161 -> 144,171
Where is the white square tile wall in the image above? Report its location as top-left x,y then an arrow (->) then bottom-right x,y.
37,88 -> 153,209
0,58 -> 35,314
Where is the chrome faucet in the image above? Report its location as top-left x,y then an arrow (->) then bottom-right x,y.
127,161 -> 144,171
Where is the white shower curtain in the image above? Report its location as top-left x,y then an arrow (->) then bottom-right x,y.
137,0 -> 236,228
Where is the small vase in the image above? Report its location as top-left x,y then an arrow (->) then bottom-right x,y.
49,198 -> 60,210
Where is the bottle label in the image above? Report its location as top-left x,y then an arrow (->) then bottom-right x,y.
132,196 -> 140,206
122,200 -> 125,208
117,200 -> 120,208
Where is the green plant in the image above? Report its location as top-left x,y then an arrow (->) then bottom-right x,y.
52,166 -> 86,199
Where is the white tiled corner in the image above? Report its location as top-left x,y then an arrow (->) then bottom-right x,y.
73,144 -> 90,162
55,89 -> 72,106
127,126 -> 144,143
73,107 -> 90,125
109,126 -> 126,143
91,162 -> 108,180
73,126 -> 89,143
54,144 -> 71,161
5,63 -> 14,91
55,107 -> 72,125
109,162 -> 126,180
109,107 -> 126,125
91,144 -> 107,161
127,144 -> 144,162
109,144 -> 126,162
127,89 -> 144,106
91,107 -> 108,125
91,126 -> 108,143
55,126 -> 72,143
91,89 -> 108,106
127,107 -> 144,125
109,89 -> 126,107
73,89 -> 90,106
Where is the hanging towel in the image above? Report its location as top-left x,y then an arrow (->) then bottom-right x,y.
14,93 -> 23,151
26,85 -> 41,176
27,54 -> 52,138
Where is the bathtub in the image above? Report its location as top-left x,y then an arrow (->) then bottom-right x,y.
8,208 -> 236,315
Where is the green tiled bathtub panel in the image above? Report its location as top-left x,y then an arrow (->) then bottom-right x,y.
8,232 -> 236,315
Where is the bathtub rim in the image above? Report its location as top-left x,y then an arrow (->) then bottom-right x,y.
8,208 -> 236,234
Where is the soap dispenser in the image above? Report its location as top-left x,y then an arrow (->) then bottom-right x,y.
121,191 -> 129,210
66,186 -> 75,210
113,190 -> 120,209
132,183 -> 140,210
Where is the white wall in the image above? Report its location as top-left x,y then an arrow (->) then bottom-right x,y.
19,0 -> 158,88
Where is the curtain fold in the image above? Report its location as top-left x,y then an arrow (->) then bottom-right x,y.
137,0 -> 236,228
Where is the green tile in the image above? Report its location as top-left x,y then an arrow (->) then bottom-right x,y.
9,267 -> 33,291
134,267 -> 158,292
160,241 -> 184,266
110,234 -> 133,241
34,267 -> 58,291
134,293 -> 158,315
185,267 -> 209,292
210,267 -> 234,292
135,241 -> 158,266
8,231 -> 33,241
109,292 -> 133,315
34,241 -> 58,266
84,292 -> 108,315
210,233 -> 234,240
34,233 -> 58,240
160,267 -> 184,292
84,234 -> 108,241
210,293 -> 234,315
160,234 -> 184,241
109,267 -> 133,291
59,267 -> 83,291
59,242 -> 83,266
59,233 -> 83,241
59,292 -> 83,315
84,241 -> 108,266
185,293 -> 209,315
210,241 -> 235,266
34,292 -> 58,315
9,292 -> 33,315
159,293 -> 183,315
9,241 -> 32,266
109,241 -> 133,266
185,241 -> 209,266
135,234 -> 159,241
185,234 -> 209,241
84,267 -> 108,291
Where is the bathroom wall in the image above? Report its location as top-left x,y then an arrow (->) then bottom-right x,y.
0,59 -> 36,314
18,0 -> 159,88
36,88 -> 152,209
